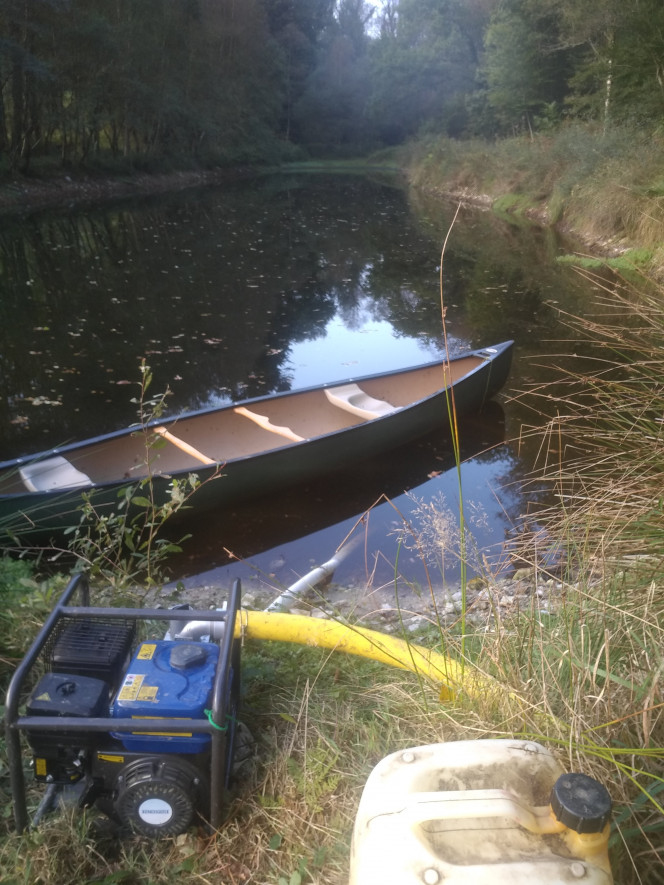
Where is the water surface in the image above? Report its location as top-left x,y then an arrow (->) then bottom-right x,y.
0,174 -> 604,605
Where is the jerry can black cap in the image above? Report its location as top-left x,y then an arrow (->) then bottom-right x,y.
551,773 -> 612,833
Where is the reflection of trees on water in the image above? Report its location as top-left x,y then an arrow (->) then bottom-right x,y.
0,174 -> 600,459
407,188 -> 596,350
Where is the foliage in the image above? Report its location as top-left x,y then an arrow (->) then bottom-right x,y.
0,0 -> 285,172
65,362 -> 220,592
0,560 -> 68,692
367,0 -> 493,144
481,0 -> 574,135
293,1 -> 374,156
2,0 -> 664,164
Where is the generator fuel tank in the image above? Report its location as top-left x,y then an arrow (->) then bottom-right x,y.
111,640 -> 219,754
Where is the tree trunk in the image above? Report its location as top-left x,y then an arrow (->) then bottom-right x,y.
603,31 -> 614,135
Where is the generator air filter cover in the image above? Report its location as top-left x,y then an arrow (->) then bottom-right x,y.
26,672 -> 109,750
49,618 -> 135,688
111,640 -> 219,754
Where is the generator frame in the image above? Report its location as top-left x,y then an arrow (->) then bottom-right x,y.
5,572 -> 242,834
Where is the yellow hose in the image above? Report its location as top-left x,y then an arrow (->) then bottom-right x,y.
234,610 -> 490,700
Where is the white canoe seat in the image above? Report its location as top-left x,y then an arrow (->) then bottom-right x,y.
324,384 -> 399,420
19,456 -> 91,492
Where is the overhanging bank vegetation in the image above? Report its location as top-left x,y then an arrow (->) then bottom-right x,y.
402,125 -> 664,275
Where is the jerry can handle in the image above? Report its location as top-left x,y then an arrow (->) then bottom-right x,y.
397,789 -> 564,835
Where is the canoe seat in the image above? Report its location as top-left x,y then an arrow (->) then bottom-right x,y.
19,456 -> 91,492
154,426 -> 216,465
234,407 -> 305,442
324,384 -> 399,420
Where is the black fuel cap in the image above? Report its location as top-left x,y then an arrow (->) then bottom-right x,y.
550,773 -> 612,834
169,643 -> 208,670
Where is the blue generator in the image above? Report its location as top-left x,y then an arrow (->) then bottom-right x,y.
6,576 -> 242,839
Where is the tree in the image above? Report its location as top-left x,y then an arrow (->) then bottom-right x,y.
0,0 -> 287,169
367,0 -> 497,142
482,0 -> 575,134
294,0 -> 374,154
0,0 -> 56,171
556,0 -> 664,129
261,0 -> 335,141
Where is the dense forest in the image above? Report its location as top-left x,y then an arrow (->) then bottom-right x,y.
1,0 -> 663,172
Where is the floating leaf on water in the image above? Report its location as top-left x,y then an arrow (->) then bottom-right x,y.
30,396 -> 62,407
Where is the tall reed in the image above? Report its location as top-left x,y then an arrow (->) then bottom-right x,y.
500,268 -> 664,879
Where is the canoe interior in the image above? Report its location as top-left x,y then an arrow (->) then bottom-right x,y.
0,355 -> 484,495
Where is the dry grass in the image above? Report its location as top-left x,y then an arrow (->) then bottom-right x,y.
499,270 -> 664,881
404,124 -> 664,272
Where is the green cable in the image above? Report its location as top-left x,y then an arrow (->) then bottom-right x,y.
204,709 -> 236,731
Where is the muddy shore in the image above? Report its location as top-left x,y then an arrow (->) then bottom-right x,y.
0,168 -> 251,216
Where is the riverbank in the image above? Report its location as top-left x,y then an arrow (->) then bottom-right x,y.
399,123 -> 664,275
6,124 -> 658,278
176,563 -> 566,634
0,158 -> 403,216
0,166 -> 254,216
3,130 -> 657,275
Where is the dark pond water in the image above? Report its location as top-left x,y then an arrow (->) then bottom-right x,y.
0,173 -> 604,608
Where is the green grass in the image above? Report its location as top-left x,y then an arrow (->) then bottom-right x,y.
278,156 -> 402,174
556,248 -> 655,271
1,546 -> 662,882
492,193 -> 539,215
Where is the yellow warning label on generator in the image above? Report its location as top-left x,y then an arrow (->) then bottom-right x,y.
118,673 -> 159,702
130,715 -> 193,737
35,758 -> 47,777
137,684 -> 159,702
137,643 -> 157,660
117,673 -> 144,701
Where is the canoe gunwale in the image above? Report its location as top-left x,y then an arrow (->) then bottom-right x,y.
0,342 -> 512,474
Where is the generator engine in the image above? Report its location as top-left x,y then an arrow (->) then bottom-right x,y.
23,609 -> 239,838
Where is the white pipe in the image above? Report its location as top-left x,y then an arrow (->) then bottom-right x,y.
173,618 -> 227,641
266,553 -> 344,612
173,537 -> 360,638
266,535 -> 360,612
